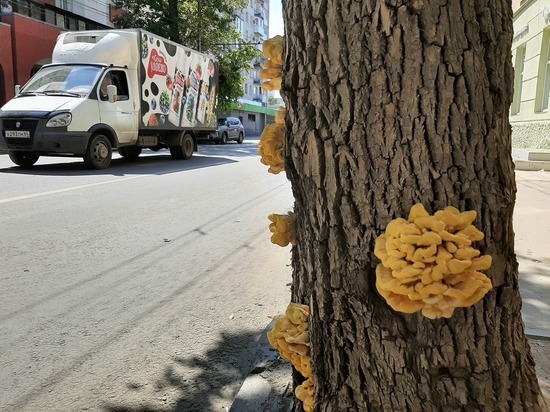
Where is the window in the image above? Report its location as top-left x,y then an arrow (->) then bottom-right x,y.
30,3 -> 44,20
45,9 -> 55,25
13,0 -> 30,16
100,70 -> 129,101
234,16 -> 244,32
511,45 -> 526,115
248,114 -> 256,122
68,17 -> 77,30
56,12 -> 65,28
538,31 -> 550,112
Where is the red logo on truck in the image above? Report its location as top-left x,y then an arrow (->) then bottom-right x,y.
148,49 -> 168,78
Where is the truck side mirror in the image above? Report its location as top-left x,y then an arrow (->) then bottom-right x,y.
106,84 -> 117,103
15,85 -> 21,95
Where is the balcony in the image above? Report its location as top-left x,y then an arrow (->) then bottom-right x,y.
253,58 -> 265,68
254,27 -> 264,38
254,8 -> 265,19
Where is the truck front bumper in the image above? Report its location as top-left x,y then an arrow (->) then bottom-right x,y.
0,115 -> 90,155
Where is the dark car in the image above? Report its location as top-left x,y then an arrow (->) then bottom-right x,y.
213,117 -> 245,144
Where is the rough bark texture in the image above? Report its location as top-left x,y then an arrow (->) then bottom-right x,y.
282,0 -> 546,410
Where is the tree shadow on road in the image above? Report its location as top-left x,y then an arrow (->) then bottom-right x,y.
103,329 -> 268,412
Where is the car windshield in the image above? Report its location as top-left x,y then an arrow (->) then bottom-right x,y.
217,118 -> 227,126
21,65 -> 102,97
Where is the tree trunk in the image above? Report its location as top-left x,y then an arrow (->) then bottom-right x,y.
282,0 -> 546,410
167,0 -> 181,43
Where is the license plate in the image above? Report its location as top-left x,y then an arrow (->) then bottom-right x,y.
5,130 -> 30,138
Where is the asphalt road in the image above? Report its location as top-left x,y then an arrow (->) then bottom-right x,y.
1,143 -> 547,411
0,140 -> 295,411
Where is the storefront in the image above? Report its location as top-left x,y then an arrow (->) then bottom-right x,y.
218,100 -> 278,137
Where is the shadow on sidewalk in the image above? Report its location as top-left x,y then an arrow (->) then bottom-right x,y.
104,330 -> 263,412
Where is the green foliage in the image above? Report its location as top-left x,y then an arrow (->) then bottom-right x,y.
112,0 -> 259,107
217,45 -> 260,110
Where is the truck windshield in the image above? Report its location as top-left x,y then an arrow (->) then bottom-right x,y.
21,65 -> 102,97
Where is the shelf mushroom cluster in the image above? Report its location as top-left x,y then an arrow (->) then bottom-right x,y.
260,35 -> 284,91
258,36 -> 285,174
374,203 -> 493,319
261,36 -> 312,411
267,303 -> 314,412
268,212 -> 296,247
258,123 -> 285,174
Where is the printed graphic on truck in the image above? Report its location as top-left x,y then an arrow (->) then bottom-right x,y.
140,32 -> 218,130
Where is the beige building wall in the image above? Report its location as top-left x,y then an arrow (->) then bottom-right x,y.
511,0 -> 550,148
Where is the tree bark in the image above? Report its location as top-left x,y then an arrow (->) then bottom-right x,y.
282,0 -> 546,410
167,0 -> 181,43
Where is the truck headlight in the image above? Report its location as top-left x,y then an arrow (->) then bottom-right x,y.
46,113 -> 72,127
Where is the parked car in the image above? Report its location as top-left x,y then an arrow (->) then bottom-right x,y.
212,117 -> 245,144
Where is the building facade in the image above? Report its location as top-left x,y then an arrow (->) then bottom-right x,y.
234,0 -> 269,106
226,0 -> 277,136
511,0 -> 550,148
0,0 -> 114,106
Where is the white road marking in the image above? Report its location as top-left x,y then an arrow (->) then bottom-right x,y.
0,175 -> 146,204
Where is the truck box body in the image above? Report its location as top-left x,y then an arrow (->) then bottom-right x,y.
0,29 -> 219,169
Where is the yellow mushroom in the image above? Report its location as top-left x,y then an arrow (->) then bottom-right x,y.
377,286 -> 425,313
470,255 -> 492,271
261,77 -> 282,92
453,247 -> 480,260
457,225 -> 484,241
258,123 -> 285,174
447,258 -> 472,274
263,35 -> 284,65
408,203 -> 430,221
275,107 -> 286,125
267,302 -> 313,393
414,216 -> 446,233
295,378 -> 315,412
445,241 -> 458,254
260,67 -> 282,80
374,203 -> 493,318
264,59 -> 280,70
268,213 -> 296,247
286,302 -> 309,324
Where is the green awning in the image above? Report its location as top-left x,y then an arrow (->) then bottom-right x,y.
231,101 -> 278,116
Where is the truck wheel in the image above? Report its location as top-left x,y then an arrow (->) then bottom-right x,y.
237,132 -> 244,144
9,151 -> 39,168
170,133 -> 194,160
220,133 -> 228,145
84,134 -> 112,169
118,146 -> 142,159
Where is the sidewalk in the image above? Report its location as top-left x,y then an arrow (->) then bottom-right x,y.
231,169 -> 550,410
515,170 -> 550,338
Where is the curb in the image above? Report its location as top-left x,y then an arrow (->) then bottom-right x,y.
229,320 -> 294,412
514,159 -> 550,171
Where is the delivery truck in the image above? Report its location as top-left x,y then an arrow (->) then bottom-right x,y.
0,29 -> 219,169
